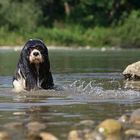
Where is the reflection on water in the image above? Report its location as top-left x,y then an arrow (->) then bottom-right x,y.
0,49 -> 140,139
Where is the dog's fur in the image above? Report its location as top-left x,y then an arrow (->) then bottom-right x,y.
13,39 -> 54,92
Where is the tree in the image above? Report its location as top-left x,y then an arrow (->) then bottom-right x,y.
0,0 -> 42,31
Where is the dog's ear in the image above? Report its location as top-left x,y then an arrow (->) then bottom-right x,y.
25,74 -> 37,90
17,43 -> 32,77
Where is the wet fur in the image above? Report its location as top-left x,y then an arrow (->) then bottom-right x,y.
13,39 -> 54,92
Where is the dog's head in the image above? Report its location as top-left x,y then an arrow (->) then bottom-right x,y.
14,39 -> 54,91
21,39 -> 49,64
29,46 -> 44,64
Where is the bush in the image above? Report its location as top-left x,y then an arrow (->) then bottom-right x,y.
1,10 -> 140,48
0,1 -> 42,32
114,10 -> 140,48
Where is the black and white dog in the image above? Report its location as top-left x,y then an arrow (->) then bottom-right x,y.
13,39 -> 54,92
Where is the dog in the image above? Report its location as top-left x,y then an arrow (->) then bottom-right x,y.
13,39 -> 54,92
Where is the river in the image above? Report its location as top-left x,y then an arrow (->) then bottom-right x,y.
0,48 -> 140,139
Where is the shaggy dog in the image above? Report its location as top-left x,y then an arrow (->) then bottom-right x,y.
13,39 -> 54,92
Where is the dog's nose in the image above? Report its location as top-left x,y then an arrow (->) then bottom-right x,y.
33,52 -> 39,56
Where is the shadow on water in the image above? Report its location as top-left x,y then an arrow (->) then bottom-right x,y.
0,49 -> 140,139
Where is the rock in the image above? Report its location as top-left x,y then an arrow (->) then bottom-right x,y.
68,129 -> 104,140
123,61 -> 140,80
79,120 -> 95,126
124,80 -> 140,89
118,115 -> 129,124
118,115 -> 130,130
4,122 -> 23,130
97,119 -> 122,135
27,133 -> 42,140
68,130 -> 83,140
105,134 -> 122,140
40,132 -> 58,140
125,129 -> 140,137
85,130 -> 105,140
75,120 -> 95,129
26,121 -> 46,133
0,131 -> 11,140
130,109 -> 140,125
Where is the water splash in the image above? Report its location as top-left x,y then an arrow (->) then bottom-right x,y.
63,80 -> 140,102
65,80 -> 103,95
0,76 -> 140,103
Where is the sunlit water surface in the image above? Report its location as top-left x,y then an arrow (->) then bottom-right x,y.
0,49 -> 140,139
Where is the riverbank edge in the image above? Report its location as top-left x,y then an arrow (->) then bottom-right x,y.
0,46 -> 123,52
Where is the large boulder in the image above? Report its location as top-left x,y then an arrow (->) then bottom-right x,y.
123,61 -> 140,80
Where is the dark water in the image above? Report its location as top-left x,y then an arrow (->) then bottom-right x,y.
0,49 -> 140,139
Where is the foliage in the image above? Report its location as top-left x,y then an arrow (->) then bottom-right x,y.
0,0 -> 140,47
0,0 -> 42,31
114,11 -> 140,48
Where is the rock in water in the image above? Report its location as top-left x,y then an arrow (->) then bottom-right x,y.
123,61 -> 140,80
97,119 -> 122,135
40,132 -> 58,140
68,130 -> 83,140
0,131 -> 11,140
26,121 -> 46,133
130,109 -> 140,125
125,129 -> 140,137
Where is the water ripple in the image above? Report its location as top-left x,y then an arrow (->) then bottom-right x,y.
63,80 -> 140,103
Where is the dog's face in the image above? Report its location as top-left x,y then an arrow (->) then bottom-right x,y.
13,39 -> 54,92
22,39 -> 49,65
29,46 -> 44,64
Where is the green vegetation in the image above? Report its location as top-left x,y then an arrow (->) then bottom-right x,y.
0,0 -> 140,48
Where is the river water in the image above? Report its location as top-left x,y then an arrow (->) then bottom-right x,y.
0,49 -> 140,139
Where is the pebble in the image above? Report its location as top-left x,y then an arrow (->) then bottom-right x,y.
27,133 -> 42,140
125,129 -> 140,137
4,122 -> 23,130
0,131 -> 10,140
26,121 -> 46,133
118,115 -> 130,129
118,115 -> 129,123
68,130 -> 83,140
130,108 -> 140,125
40,132 -> 58,140
68,129 -> 105,140
85,131 -> 105,140
78,120 -> 95,126
97,119 -> 122,135
105,134 -> 121,140
75,120 -> 95,129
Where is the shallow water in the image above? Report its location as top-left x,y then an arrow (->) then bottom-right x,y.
0,49 -> 140,139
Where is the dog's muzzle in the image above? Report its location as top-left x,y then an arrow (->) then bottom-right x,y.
29,49 -> 44,64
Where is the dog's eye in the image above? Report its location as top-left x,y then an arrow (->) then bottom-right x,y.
36,46 -> 43,51
27,48 -> 33,53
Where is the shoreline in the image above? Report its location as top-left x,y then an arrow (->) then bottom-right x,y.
1,45 -> 140,52
0,45 -> 123,52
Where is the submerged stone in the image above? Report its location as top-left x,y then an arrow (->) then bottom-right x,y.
75,120 -> 95,129
123,61 -> 140,80
125,129 -> 140,137
130,109 -> 140,127
105,133 -> 122,140
4,122 -> 23,130
27,133 -> 42,140
40,132 -> 58,140
0,131 -> 11,140
68,130 -> 83,140
68,129 -> 104,140
118,115 -> 129,124
97,119 -> 122,135
84,130 -> 105,140
26,121 -> 46,133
